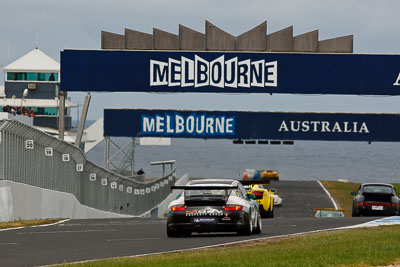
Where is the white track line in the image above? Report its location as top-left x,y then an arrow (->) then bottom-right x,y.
317,180 -> 339,209
59,218 -> 385,266
58,221 -> 164,227
31,219 -> 71,228
0,226 -> 25,232
0,219 -> 71,232
107,238 -> 161,242
17,229 -> 116,235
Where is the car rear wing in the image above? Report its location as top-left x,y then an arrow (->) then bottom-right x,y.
171,185 -> 238,204
171,185 -> 238,191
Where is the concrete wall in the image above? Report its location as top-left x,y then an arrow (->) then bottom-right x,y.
319,35 -> 353,53
101,31 -> 124,49
293,30 -> 319,52
153,28 -> 178,50
0,180 -> 131,221
236,21 -> 267,51
142,174 -> 189,218
179,24 -> 205,50
0,186 -> 13,221
125,28 -> 153,50
205,20 -> 235,51
267,26 -> 293,52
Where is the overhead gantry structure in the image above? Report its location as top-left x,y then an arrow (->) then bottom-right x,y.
101,20 -> 353,53
95,20 -> 353,175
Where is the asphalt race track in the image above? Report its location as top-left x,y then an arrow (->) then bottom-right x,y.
0,181 -> 380,267
270,180 -> 335,218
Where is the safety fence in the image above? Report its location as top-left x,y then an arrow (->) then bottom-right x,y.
0,119 -> 175,216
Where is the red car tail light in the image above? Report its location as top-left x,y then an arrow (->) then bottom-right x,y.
224,205 -> 243,211
357,202 -> 363,206
393,203 -> 398,207
171,205 -> 185,211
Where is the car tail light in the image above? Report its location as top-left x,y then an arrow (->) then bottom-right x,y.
393,203 -> 398,207
253,191 -> 264,196
357,202 -> 363,206
224,205 -> 243,211
171,205 -> 185,211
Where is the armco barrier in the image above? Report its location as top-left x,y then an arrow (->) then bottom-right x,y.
0,119 -> 175,216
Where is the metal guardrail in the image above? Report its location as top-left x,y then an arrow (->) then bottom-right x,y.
0,119 -> 175,216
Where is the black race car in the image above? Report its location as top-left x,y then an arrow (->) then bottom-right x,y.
167,179 -> 262,237
351,183 -> 400,217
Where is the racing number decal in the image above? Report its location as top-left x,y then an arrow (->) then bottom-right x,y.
62,154 -> 70,162
89,173 -> 96,181
76,164 -> 84,172
45,147 -> 53,157
25,140 -> 34,149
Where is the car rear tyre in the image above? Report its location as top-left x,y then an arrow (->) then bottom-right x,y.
260,205 -> 268,218
238,214 -> 253,236
352,208 -> 360,217
167,226 -> 180,237
253,213 -> 262,234
267,203 -> 274,218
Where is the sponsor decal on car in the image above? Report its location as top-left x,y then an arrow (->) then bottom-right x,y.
185,208 -> 224,216
222,213 -> 231,221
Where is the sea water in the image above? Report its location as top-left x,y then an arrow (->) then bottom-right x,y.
86,138 -> 400,184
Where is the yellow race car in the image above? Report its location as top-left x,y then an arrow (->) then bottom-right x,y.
245,184 -> 276,218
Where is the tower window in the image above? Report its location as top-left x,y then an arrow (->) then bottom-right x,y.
7,72 -> 58,82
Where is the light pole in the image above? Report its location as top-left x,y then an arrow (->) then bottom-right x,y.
20,88 -> 28,108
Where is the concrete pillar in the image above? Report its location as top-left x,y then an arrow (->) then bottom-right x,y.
58,91 -> 65,140
267,26 -> 293,52
75,93 -> 91,148
153,28 -> 178,50
179,24 -> 205,50
293,30 -> 319,52
205,20 -> 235,51
124,28 -> 153,50
101,31 -> 124,49
236,21 -> 267,51
318,35 -> 353,53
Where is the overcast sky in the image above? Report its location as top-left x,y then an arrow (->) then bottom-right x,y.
1,0 -> 400,120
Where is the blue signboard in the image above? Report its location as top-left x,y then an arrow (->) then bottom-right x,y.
60,49 -> 400,95
104,109 -> 400,142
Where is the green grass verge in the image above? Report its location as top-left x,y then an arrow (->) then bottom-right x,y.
393,183 -> 400,196
321,180 -> 400,217
59,225 -> 400,267
320,180 -> 360,217
0,219 -> 61,229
